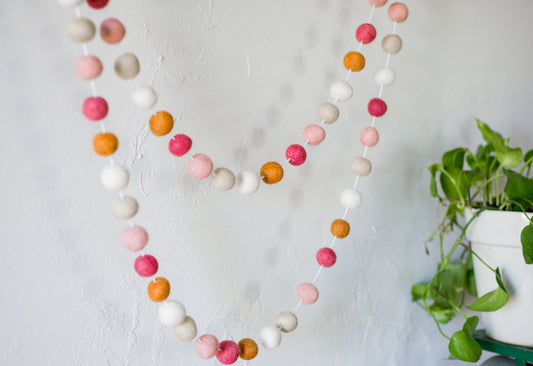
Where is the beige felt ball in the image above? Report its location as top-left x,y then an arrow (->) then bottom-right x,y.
211,167 -> 235,191
318,103 -> 340,124
111,196 -> 139,220
114,53 -> 140,80
275,311 -> 298,333
351,157 -> 372,176
67,18 -> 96,43
173,316 -> 197,342
382,34 -> 403,54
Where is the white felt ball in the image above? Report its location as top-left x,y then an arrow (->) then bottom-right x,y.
374,68 -> 396,86
173,316 -> 197,342
100,165 -> 129,191
235,170 -> 260,195
259,326 -> 282,350
211,168 -> 235,192
275,311 -> 298,333
57,0 -> 84,7
131,85 -> 158,109
67,18 -> 96,43
351,157 -> 372,176
329,81 -> 353,101
340,189 -> 363,210
159,300 -> 187,327
318,103 -> 340,124
111,196 -> 139,220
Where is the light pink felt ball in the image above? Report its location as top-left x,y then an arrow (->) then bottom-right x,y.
360,127 -> 379,147
83,96 -> 108,121
134,255 -> 158,277
216,340 -> 240,365
316,247 -> 337,268
120,225 -> 149,252
187,154 -> 213,180
356,23 -> 377,44
169,134 -> 192,157
302,124 -> 326,146
369,0 -> 388,7
286,144 -> 307,166
296,282 -> 319,305
388,2 -> 409,23
195,334 -> 219,359
75,55 -> 103,80
100,18 -> 126,44
368,98 -> 387,117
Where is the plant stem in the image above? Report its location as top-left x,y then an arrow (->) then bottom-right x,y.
443,210 -> 486,265
519,155 -> 533,175
471,250 -> 496,273
422,289 -> 451,341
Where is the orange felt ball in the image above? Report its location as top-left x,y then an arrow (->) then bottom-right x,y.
149,111 -> 174,136
260,162 -> 284,184
148,277 -> 170,302
238,338 -> 258,360
331,219 -> 350,238
93,132 -> 118,156
343,51 -> 365,72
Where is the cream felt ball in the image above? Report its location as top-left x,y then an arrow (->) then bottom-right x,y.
120,225 -> 148,252
374,68 -> 396,86
111,196 -> 139,220
173,316 -> 197,342
100,164 -> 129,191
131,85 -> 158,109
329,81 -> 353,101
275,311 -> 298,333
340,188 -> 363,210
187,154 -> 213,180
57,0 -> 84,7
351,157 -> 372,176
67,18 -> 96,43
195,334 -> 219,359
75,55 -> 103,80
318,102 -> 339,124
115,53 -> 140,80
235,170 -> 260,195
211,168 -> 235,191
259,326 -> 282,350
382,34 -> 403,54
159,300 -> 187,327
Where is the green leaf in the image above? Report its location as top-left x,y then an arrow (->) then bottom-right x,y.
521,223 -> 533,264
465,267 -> 477,297
503,169 -> 533,203
476,119 -> 522,168
431,262 -> 465,306
463,316 -> 479,336
411,283 -> 428,301
448,317 -> 482,362
476,119 -> 503,145
428,304 -> 454,324
467,268 -> 508,312
443,148 -> 466,170
524,149 -> 533,167
440,166 -> 468,204
429,164 -> 440,198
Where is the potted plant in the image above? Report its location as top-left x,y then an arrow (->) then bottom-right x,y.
411,120 -> 533,362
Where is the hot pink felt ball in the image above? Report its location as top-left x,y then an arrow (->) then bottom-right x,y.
302,124 -> 326,146
100,18 -> 126,44
187,154 -> 213,180
286,144 -> 307,166
356,23 -> 377,44
169,134 -> 192,157
195,334 -> 219,359
87,0 -> 109,9
360,127 -> 379,147
368,98 -> 387,117
134,255 -> 158,277
216,340 -> 240,365
83,96 -> 108,121
120,225 -> 149,252
296,282 -> 319,305
388,2 -> 409,23
75,55 -> 103,80
316,247 -> 337,268
369,0 -> 388,7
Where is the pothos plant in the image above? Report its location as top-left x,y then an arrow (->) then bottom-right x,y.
411,120 -> 533,362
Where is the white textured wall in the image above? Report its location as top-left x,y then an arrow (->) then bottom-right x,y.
2,0 -> 533,365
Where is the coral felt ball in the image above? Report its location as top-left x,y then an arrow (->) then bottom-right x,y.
296,282 -> 319,305
360,127 -> 379,147
382,34 -> 403,54
316,247 -> 337,268
120,225 -> 148,252
187,154 -> 213,180
173,316 -> 197,342
368,98 -> 387,117
131,85 -> 158,109
331,219 -> 350,238
159,300 -> 186,327
169,134 -> 192,157
195,334 -> 219,359
368,0 -> 388,7
356,23 -> 377,44
388,2 -> 409,23
67,18 -> 96,43
259,326 -> 282,350
275,311 -> 298,333
303,124 -> 326,146
75,55 -> 103,80
148,277 -> 170,302
87,0 -> 109,9
343,51 -> 365,72
93,133 -> 118,156
217,340 -> 240,365
83,96 -> 108,121
238,338 -> 258,360
211,168 -> 235,191
100,18 -> 126,44
352,157 -> 372,176
235,171 -> 260,195
100,164 -> 129,191
111,196 -> 139,220
115,53 -> 140,80
260,162 -> 284,184
134,255 -> 158,277
286,144 -> 307,166
149,111 -> 174,136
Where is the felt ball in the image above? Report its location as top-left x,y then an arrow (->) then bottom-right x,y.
316,247 -> 337,268
318,103 -> 340,124
368,0 -> 388,7
169,134 -> 192,157
111,196 -> 139,220
83,96 -> 108,121
382,34 -> 403,54
131,85 -> 158,109
340,188 -> 363,210
148,277 -> 170,302
195,334 -> 219,359
75,55 -> 103,80
302,124 -> 325,146
159,300 -> 187,327
57,0 -> 84,7
173,316 -> 197,342
187,154 -> 213,180
100,18 -> 126,45
343,51 -> 365,72
120,225 -> 148,252
149,111 -> 174,136
93,132 -> 118,156
211,168 -> 235,191
388,2 -> 409,22
329,81 -> 353,101
368,98 -> 387,117
296,283 -> 319,305
275,311 -> 298,333
360,127 -> 379,147
87,0 -> 109,9
259,326 -> 282,350
114,53 -> 140,80
351,157 -> 372,176
286,144 -> 307,166
100,164 -> 129,191
260,162 -> 283,184
374,68 -> 396,86
134,255 -> 158,277
67,18 -> 96,43
331,219 -> 350,238
235,171 -> 260,195
217,340 -> 240,364
238,338 -> 258,360
356,23 -> 377,44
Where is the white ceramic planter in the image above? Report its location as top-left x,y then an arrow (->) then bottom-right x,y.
465,209 -> 533,347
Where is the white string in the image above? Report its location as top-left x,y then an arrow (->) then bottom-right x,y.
367,5 -> 376,23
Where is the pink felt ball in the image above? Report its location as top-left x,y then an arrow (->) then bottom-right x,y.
100,18 -> 126,44
286,144 -> 307,166
356,23 -> 377,44
369,0 -> 388,7
216,340 -> 240,365
388,2 -> 409,23
120,225 -> 149,252
169,134 -> 192,157
316,247 -> 337,268
87,0 -> 109,9
296,282 -> 319,305
75,55 -> 103,80
83,96 -> 108,121
187,154 -> 213,180
134,255 -> 158,277
360,127 -> 379,147
368,98 -> 387,117
302,124 -> 326,146
195,334 -> 219,359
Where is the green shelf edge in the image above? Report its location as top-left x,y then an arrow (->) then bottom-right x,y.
473,330 -> 533,363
